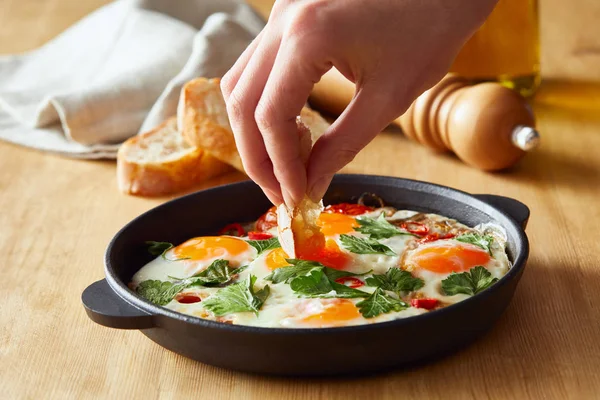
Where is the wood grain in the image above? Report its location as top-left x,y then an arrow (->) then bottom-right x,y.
1,1 -> 600,399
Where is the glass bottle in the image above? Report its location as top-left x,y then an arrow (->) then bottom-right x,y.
450,0 -> 540,97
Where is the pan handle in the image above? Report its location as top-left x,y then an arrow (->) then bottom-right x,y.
82,279 -> 155,329
474,194 -> 530,229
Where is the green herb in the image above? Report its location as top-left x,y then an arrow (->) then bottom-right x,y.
135,280 -> 190,306
265,259 -> 368,283
356,287 -> 408,318
202,275 -> 270,316
355,214 -> 415,239
339,234 -> 396,256
455,233 -> 494,255
441,266 -> 498,296
266,259 -> 370,299
187,259 -> 244,286
247,237 -> 281,255
137,259 -> 247,306
366,268 -> 424,296
145,241 -> 190,261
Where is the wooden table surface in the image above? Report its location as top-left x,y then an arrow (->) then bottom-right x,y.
2,1 -> 600,399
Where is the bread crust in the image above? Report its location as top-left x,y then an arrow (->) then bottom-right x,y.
178,78 -> 331,173
117,117 -> 232,197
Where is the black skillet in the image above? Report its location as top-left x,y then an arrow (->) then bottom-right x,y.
82,174 -> 530,376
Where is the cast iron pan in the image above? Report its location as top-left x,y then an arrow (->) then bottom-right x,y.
82,174 -> 530,376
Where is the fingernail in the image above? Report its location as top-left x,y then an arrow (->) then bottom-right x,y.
308,176 -> 331,202
281,187 -> 298,209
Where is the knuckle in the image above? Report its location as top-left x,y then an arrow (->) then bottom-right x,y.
285,0 -> 329,42
220,74 -> 235,97
254,100 -> 277,132
332,145 -> 360,166
225,90 -> 247,120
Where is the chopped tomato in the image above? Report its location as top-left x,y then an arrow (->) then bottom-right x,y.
248,231 -> 273,240
411,298 -> 439,310
324,203 -> 374,216
218,223 -> 245,237
256,206 -> 277,232
400,221 -> 429,236
418,232 -> 456,243
334,276 -> 364,289
298,240 -> 351,270
175,293 -> 202,304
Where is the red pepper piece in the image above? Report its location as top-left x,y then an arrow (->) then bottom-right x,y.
218,223 -> 245,237
175,294 -> 202,304
324,203 -> 374,216
256,206 -> 278,232
400,221 -> 430,236
248,231 -> 273,240
411,298 -> 439,310
418,232 -> 456,244
334,276 -> 364,289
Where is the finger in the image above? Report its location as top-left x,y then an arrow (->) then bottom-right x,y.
255,38 -> 330,207
307,84 -> 410,201
221,29 -> 265,101
225,27 -> 284,204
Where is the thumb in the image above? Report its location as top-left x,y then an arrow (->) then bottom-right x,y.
307,83 -> 410,201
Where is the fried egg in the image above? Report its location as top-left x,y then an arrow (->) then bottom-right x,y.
131,204 -> 511,329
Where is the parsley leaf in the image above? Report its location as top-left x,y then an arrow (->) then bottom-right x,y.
355,214 -> 414,239
266,259 -> 370,298
145,241 -> 190,261
366,268 -> 424,295
356,287 -> 408,318
339,234 -> 396,256
289,268 -> 333,296
265,259 -> 367,283
456,233 -> 494,255
202,275 -> 270,316
136,280 -> 190,306
441,266 -> 498,296
247,237 -> 281,255
187,259 -> 243,287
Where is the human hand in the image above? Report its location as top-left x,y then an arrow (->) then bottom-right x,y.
221,0 -> 497,207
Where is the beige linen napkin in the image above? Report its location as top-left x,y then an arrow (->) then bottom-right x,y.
0,0 -> 264,159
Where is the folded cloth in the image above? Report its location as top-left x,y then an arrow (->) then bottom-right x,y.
0,0 -> 264,159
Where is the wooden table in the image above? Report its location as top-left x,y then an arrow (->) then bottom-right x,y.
2,1 -> 600,398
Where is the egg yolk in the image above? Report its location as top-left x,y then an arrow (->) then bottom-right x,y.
411,243 -> 491,273
172,236 -> 250,261
265,247 -> 290,270
316,212 -> 358,236
303,300 -> 361,325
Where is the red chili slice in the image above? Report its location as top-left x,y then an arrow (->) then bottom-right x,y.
248,231 -> 273,240
256,206 -> 278,232
411,298 -> 439,310
324,203 -> 374,216
334,276 -> 364,289
400,221 -> 430,236
175,294 -> 202,304
418,232 -> 456,244
218,223 -> 245,237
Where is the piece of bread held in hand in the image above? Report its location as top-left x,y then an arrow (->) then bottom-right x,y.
117,117 -> 233,196
178,77 -> 331,173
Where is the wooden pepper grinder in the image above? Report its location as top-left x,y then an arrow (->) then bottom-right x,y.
309,71 -> 540,171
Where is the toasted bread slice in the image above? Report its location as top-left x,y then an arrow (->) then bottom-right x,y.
276,119 -> 325,259
117,117 -> 233,196
178,77 -> 330,172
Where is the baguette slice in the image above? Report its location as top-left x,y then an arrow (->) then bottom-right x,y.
117,117 -> 233,196
178,77 -> 330,172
